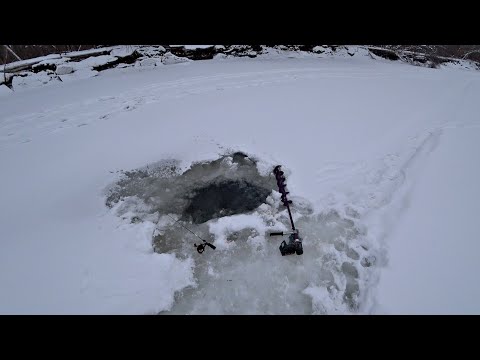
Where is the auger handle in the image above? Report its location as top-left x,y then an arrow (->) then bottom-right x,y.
269,232 -> 285,236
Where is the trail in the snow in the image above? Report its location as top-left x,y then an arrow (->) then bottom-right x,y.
0,64 -> 413,150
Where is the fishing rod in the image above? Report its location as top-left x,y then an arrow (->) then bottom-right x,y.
164,214 -> 216,254
269,165 -> 303,256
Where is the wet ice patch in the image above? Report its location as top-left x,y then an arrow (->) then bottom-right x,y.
105,152 -> 279,256
105,153 -> 376,314
105,152 -> 277,225
163,208 -> 374,314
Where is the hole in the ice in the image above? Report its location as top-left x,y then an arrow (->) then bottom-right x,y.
184,180 -> 272,224
105,152 -> 277,226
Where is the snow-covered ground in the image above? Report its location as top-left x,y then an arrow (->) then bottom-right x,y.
1,53 -> 479,314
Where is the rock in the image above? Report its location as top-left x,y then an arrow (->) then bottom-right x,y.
56,65 -> 74,75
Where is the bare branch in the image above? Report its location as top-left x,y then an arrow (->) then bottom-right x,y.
462,50 -> 480,60
3,45 -> 22,61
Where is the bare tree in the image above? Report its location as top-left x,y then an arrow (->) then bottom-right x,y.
379,45 -> 480,62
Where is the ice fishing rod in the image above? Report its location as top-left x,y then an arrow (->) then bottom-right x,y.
269,165 -> 303,256
165,214 -> 216,254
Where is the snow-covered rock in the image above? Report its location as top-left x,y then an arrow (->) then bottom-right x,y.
136,58 -> 161,67
12,71 -> 59,90
56,65 -> 74,75
161,52 -> 192,65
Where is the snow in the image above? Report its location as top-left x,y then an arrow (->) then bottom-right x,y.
12,72 -> 59,90
34,58 -> 69,67
70,55 -> 118,70
0,53 -> 479,314
110,46 -> 138,57
170,45 -> 214,50
3,54 -> 61,72
136,58 -> 162,67
184,45 -> 214,50
55,65 -> 74,75
208,213 -> 271,249
59,68 -> 99,82
63,46 -> 116,58
373,90 -> 480,314
303,285 -> 342,315
440,59 -> 478,71
0,72 -> 13,86
161,52 -> 192,65
0,84 -> 12,96
137,46 -> 166,57
54,55 -> 118,79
